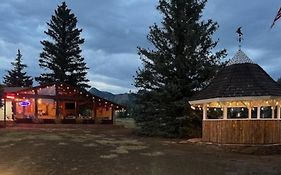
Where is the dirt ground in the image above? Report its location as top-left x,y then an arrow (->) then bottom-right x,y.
0,124 -> 281,175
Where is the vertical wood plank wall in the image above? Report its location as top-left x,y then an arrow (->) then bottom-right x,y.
203,120 -> 281,144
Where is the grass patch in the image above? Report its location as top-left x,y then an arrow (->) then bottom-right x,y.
116,118 -> 136,128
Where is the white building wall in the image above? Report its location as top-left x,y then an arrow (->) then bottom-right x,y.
0,100 -> 13,121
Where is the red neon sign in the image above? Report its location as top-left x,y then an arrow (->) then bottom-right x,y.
6,95 -> 15,99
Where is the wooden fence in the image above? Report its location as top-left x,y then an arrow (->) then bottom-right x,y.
203,120 -> 281,144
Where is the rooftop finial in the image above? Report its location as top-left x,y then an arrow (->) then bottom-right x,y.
236,27 -> 243,50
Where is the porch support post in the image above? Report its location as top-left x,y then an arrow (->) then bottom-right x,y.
277,106 -> 281,119
55,100 -> 60,119
272,106 -> 275,119
223,106 -> 227,120
248,107 -> 252,119
203,104 -> 207,120
111,107 -> 114,124
257,106 -> 261,119
34,90 -> 38,119
75,101 -> 79,118
55,84 -> 60,122
3,96 -> 6,128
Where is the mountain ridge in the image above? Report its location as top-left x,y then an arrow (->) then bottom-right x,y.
89,87 -> 135,106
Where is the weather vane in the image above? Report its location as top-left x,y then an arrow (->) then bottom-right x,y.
236,27 -> 243,50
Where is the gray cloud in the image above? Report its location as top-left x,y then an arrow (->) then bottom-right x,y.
0,0 -> 281,93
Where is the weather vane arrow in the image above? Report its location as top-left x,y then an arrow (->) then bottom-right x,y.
236,27 -> 243,50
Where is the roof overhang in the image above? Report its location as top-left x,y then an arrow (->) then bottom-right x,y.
189,96 -> 281,105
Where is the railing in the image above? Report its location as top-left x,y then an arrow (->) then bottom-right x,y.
203,120 -> 281,144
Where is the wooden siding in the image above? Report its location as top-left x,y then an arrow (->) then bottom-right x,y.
203,120 -> 281,144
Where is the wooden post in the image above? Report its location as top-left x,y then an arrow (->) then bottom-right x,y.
3,97 -> 6,128
55,84 -> 60,122
257,106 -> 261,119
34,90 -> 38,120
277,106 -> 280,119
55,100 -> 60,120
111,108 -> 114,124
75,101 -> 78,118
203,104 -> 207,120
12,101 -> 16,120
272,106 -> 275,119
223,106 -> 227,120
248,107 -> 252,119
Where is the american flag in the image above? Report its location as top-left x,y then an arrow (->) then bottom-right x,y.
271,7 -> 281,28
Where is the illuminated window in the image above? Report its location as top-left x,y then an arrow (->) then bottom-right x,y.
260,106 -> 272,118
227,107 -> 248,119
207,108 -> 223,119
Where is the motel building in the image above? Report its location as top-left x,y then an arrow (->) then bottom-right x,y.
0,83 -> 125,126
189,50 -> 281,144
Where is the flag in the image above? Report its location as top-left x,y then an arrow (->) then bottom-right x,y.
271,7 -> 281,28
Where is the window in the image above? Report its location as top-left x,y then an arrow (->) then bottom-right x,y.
227,107 -> 248,119
65,102 -> 75,110
251,107 -> 257,118
207,108 -> 223,119
260,106 -> 272,118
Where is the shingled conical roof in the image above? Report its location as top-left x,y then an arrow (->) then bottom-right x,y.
190,50 -> 281,101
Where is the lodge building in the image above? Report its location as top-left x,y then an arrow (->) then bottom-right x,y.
0,83 -> 125,126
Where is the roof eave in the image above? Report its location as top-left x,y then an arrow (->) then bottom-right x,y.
189,96 -> 281,105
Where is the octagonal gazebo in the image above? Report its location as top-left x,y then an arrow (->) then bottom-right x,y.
189,50 -> 281,144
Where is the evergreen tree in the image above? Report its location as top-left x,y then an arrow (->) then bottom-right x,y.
134,0 -> 226,137
36,2 -> 90,89
3,49 -> 33,87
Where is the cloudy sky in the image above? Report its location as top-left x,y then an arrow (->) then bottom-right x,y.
0,0 -> 280,94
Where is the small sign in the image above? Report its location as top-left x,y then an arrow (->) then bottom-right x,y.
19,101 -> 30,107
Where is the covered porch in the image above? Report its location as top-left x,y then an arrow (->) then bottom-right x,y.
1,83 -> 124,125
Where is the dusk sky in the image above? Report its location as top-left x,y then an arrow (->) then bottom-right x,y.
0,0 -> 280,94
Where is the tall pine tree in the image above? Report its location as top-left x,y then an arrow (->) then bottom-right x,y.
134,0 -> 226,137
3,49 -> 33,87
36,2 -> 90,89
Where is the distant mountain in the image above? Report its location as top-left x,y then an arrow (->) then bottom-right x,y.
89,87 -> 135,107
89,87 -> 115,100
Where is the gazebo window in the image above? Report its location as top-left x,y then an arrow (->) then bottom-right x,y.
207,108 -> 223,119
251,107 -> 257,118
227,107 -> 248,119
260,106 -> 272,118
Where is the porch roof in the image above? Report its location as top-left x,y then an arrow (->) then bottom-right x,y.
4,82 -> 126,110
